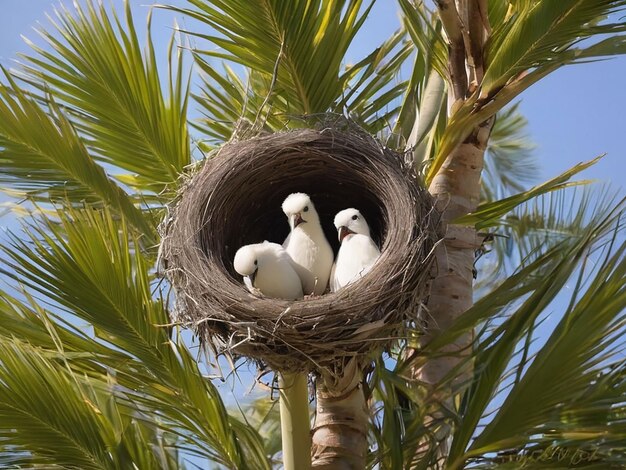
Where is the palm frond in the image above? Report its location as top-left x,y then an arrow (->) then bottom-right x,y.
368,194 -> 625,468
336,29 -> 412,135
481,103 -> 538,202
460,239 -> 626,468
190,21 -> 411,144
456,156 -> 600,230
427,2 -> 626,184
15,0 -> 191,195
192,59 -> 286,146
0,207 -> 270,469
483,1 -> 626,93
398,0 -> 447,80
0,337 -> 182,469
166,0 -> 373,114
436,193 -> 624,353
238,397 -> 283,464
479,187 -> 622,282
0,291 -> 126,374
2,208 -> 168,362
0,75 -> 153,239
445,201 -> 625,467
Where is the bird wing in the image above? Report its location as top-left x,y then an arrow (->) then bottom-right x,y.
329,261 -> 338,293
282,232 -> 291,249
333,235 -> 380,290
363,237 -> 381,266
310,229 -> 334,295
253,247 -> 304,300
286,255 -> 308,294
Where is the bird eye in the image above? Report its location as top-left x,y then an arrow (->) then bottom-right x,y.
303,206 -> 309,212
351,214 -> 358,220
254,260 -> 258,266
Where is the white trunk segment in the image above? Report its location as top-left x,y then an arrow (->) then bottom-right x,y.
279,373 -> 312,470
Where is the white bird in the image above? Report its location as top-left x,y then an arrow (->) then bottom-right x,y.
282,193 -> 334,295
330,208 -> 380,292
233,241 -> 303,300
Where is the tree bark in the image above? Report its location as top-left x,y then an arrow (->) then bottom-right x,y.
412,120 -> 493,467
311,362 -> 368,469
435,0 -> 468,101
419,121 -> 492,385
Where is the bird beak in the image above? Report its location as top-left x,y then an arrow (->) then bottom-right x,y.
246,268 -> 258,287
292,213 -> 305,228
338,226 -> 354,243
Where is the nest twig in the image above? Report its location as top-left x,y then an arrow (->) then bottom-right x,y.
160,125 -> 440,376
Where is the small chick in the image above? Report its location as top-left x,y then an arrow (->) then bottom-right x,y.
282,193 -> 334,295
234,241 -> 303,300
330,208 -> 380,292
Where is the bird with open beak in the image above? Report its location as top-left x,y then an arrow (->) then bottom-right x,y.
330,208 -> 380,292
282,192 -> 334,295
233,241 -> 304,300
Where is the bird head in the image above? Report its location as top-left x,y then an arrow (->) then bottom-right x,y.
233,244 -> 261,286
282,192 -> 319,230
334,208 -> 371,243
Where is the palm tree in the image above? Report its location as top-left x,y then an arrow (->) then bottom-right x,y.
0,0 -> 625,469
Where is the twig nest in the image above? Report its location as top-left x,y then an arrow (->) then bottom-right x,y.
160,126 -> 440,375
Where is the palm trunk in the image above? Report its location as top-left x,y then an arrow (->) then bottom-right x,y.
420,123 -> 492,385
412,122 -> 493,465
311,365 -> 368,469
279,373 -> 312,470
406,2 -> 492,460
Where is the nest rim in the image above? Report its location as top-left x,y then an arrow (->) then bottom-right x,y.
160,125 -> 440,375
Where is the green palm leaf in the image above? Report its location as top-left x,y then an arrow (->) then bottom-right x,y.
16,0 -> 191,195
189,12 -> 411,143
1,208 -> 270,469
368,193 -> 625,468
337,29 -> 412,134
445,203 -> 625,467
465,242 -> 626,462
478,187 -> 621,283
430,194 -> 624,356
0,76 -> 153,239
168,0 -> 374,114
456,156 -> 600,230
3,209 -> 168,362
0,291 -> 128,375
483,1 -> 626,93
482,103 -> 538,202
398,0 -> 447,80
193,59 -> 286,145
0,337 -> 180,469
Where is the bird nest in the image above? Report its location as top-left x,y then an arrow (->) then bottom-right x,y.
159,124 -> 440,376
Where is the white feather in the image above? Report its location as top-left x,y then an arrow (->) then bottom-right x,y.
281,193 -> 334,295
233,241 -> 303,300
330,208 -> 380,292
